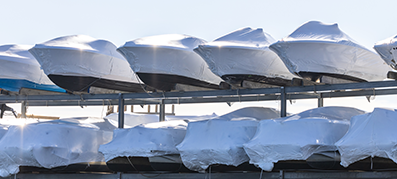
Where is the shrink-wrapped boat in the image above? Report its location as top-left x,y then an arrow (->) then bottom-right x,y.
176,107 -> 281,172
270,21 -> 391,83
243,107 -> 364,171
336,108 -> 397,167
0,44 -> 65,94
29,35 -> 147,93
194,27 -> 298,87
117,34 -> 223,91
0,117 -> 115,177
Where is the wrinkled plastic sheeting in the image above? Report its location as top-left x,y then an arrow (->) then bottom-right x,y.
99,120 -> 188,161
194,27 -> 297,80
0,44 -> 62,92
29,35 -> 141,84
374,35 -> 397,69
269,21 -> 391,82
243,107 -> 365,171
100,107 -> 270,163
0,118 -> 113,177
336,108 -> 397,167
117,34 -> 223,85
105,112 -> 218,128
176,107 -> 281,172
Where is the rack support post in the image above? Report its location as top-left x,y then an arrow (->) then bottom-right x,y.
280,87 -> 287,117
118,93 -> 124,128
21,101 -> 27,118
318,93 -> 324,107
159,99 -> 165,122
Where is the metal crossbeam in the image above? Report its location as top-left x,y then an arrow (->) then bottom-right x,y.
1,81 -> 397,104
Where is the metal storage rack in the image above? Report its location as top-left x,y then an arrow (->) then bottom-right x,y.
2,80 -> 397,178
1,80 -> 397,128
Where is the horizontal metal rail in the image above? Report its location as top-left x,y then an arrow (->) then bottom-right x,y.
1,81 -> 397,104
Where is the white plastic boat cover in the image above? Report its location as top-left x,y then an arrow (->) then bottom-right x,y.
104,112 -> 218,128
269,21 -> 391,82
99,120 -> 188,161
0,117 -> 114,177
243,106 -> 365,171
194,27 -> 297,80
29,35 -> 141,84
374,35 -> 397,69
0,45 -> 64,92
336,108 -> 397,167
117,34 -> 223,85
176,107 -> 281,171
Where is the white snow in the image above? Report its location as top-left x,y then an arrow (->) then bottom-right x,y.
243,106 -> 365,171
269,21 -> 391,82
336,108 -> 397,167
194,27 -> 297,80
176,107 -> 281,171
29,35 -> 141,84
117,34 -> 223,86
0,117 -> 114,177
374,34 -> 397,69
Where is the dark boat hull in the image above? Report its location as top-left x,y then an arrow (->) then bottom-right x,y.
48,74 -> 150,93
137,73 -> 222,92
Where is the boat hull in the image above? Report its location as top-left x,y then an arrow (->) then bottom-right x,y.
30,40 -> 143,93
137,72 -> 221,91
195,46 -> 297,86
118,45 -> 223,91
0,78 -> 65,93
270,41 -> 390,82
48,74 -> 147,93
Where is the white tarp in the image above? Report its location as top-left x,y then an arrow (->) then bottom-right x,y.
176,107 -> 281,172
243,106 -> 365,171
0,117 -> 114,177
336,108 -> 397,167
99,120 -> 188,162
29,35 -> 141,84
374,35 -> 397,69
0,45 -> 61,92
269,21 -> 391,82
194,27 -> 297,80
104,112 -> 218,128
117,34 -> 223,85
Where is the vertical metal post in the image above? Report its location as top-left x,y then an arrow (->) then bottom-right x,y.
318,93 -> 324,107
148,105 -> 151,113
279,170 -> 284,179
118,93 -> 124,128
280,87 -> 287,117
131,105 -> 134,112
159,99 -> 165,122
21,101 -> 27,118
172,105 -> 175,115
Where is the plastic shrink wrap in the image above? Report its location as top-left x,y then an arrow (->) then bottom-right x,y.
0,44 -> 64,93
374,35 -> 397,69
269,21 -> 391,82
99,120 -> 188,162
176,107 -> 281,171
29,35 -> 142,92
336,108 -> 397,167
0,117 -> 114,177
243,107 -> 364,171
117,34 -> 223,91
194,27 -> 297,84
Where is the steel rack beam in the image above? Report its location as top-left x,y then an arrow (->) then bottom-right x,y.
1,81 -> 397,103
23,87 -> 397,107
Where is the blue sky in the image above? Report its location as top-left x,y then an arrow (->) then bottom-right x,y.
2,0 -> 397,117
